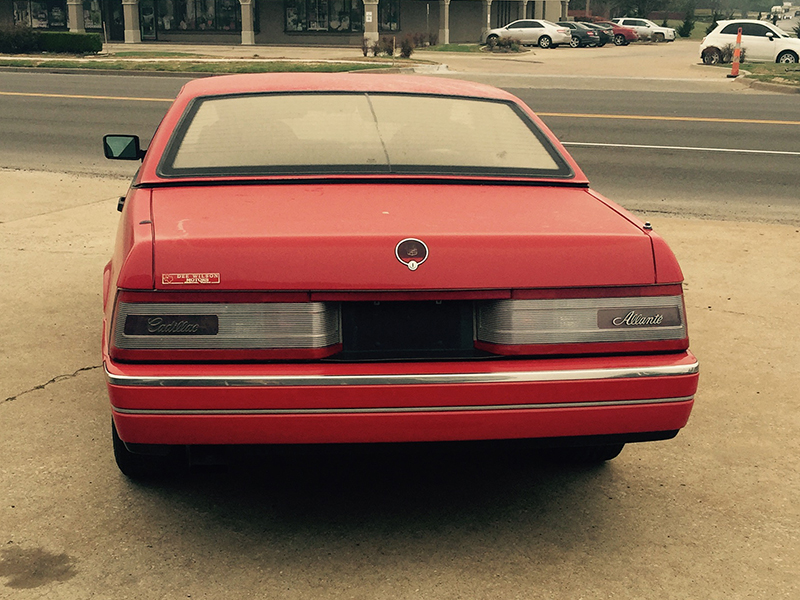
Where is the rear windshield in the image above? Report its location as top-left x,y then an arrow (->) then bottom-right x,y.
158,92 -> 573,179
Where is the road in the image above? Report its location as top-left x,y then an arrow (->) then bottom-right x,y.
1,71 -> 799,223
1,67 -> 800,599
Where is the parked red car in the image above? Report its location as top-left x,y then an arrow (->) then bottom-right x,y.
103,73 -> 698,477
596,20 -> 640,45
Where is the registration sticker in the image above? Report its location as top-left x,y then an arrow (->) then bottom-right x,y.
162,273 -> 220,285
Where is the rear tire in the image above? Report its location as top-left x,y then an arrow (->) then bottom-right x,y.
613,34 -> 626,46
112,421 -> 185,479
702,47 -> 721,65
537,35 -> 552,49
486,34 -> 499,46
777,50 -> 798,63
569,36 -> 581,48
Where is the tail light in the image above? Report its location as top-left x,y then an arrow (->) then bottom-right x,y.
109,291 -> 341,361
475,288 -> 688,356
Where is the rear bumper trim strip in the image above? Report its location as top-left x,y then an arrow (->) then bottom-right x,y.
112,395 -> 695,415
105,360 -> 698,388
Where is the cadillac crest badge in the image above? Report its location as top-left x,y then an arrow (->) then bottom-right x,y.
395,238 -> 429,271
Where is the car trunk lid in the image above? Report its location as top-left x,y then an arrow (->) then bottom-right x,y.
151,183 -> 655,291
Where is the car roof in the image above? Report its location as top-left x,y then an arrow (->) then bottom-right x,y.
176,73 -> 518,103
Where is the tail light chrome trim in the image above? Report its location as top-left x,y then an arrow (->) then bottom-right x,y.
476,295 -> 686,346
112,301 -> 340,350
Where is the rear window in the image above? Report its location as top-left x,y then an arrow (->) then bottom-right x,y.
158,92 -> 573,179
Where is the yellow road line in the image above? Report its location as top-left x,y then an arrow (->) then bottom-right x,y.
0,90 -> 173,103
537,111 -> 800,126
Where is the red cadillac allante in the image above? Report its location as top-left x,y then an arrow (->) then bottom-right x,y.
103,73 -> 698,477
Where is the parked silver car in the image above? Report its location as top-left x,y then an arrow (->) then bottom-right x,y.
611,18 -> 676,42
483,19 -> 572,48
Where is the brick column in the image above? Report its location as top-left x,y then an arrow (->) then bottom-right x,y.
438,0 -> 450,45
481,0 -> 492,39
240,0 -> 255,45
363,0 -> 379,43
122,0 -> 141,43
67,0 -> 84,32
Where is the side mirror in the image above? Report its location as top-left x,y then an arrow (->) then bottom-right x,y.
103,135 -> 145,161
766,32 -> 775,39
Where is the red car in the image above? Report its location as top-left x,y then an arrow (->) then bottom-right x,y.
595,20 -> 640,45
103,73 -> 698,477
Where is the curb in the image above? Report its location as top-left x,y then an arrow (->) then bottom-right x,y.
734,75 -> 800,94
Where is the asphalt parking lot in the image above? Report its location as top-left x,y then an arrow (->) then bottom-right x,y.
2,158 -> 799,597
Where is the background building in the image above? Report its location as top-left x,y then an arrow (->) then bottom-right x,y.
2,0 -> 568,44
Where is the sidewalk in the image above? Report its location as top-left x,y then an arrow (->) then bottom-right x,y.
100,39 -> 722,79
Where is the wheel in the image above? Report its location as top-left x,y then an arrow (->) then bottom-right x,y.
654,32 -> 665,42
702,47 -> 721,65
569,36 -> 581,48
537,35 -> 552,49
597,42 -> 606,47
777,50 -> 798,63
486,34 -> 498,45
112,420 -> 185,479
555,443 -> 625,463
614,34 -> 626,46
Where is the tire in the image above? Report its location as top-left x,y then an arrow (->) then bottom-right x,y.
537,35 -> 552,49
654,32 -> 665,42
702,47 -> 721,65
569,36 -> 581,48
112,420 -> 185,479
555,443 -> 625,463
597,42 -> 606,47
777,50 -> 798,63
614,34 -> 626,46
486,34 -> 498,45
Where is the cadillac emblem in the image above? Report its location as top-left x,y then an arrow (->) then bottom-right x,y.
395,238 -> 429,271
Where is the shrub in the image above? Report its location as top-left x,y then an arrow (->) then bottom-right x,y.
373,37 -> 395,57
677,4 -> 696,38
706,12 -> 720,34
0,26 -> 41,54
719,43 -> 746,63
793,22 -> 800,39
0,27 -> 102,54
362,36 -> 371,57
40,32 -> 103,54
488,36 -> 522,52
399,34 -> 414,58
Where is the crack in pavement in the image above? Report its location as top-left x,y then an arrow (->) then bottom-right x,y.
4,365 -> 102,403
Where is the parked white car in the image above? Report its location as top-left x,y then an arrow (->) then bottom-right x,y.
611,18 -> 676,42
701,20 -> 800,63
483,19 -> 572,49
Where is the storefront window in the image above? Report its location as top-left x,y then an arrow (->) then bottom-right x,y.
155,0 -> 240,31
14,0 -> 68,28
82,0 -> 103,28
285,0 -> 364,32
378,0 -> 398,31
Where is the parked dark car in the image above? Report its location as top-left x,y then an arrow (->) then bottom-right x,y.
580,22 -> 614,46
557,21 -> 601,47
595,20 -> 640,45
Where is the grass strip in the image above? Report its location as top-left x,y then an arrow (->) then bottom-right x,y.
0,58 -> 398,73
